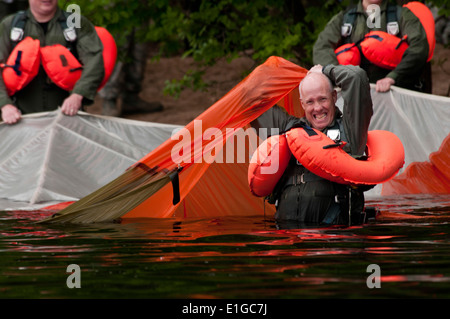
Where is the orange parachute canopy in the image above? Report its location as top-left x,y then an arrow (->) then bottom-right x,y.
122,57 -> 307,219
41,56 -> 306,223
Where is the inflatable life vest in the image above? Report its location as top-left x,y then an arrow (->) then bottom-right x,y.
404,1 -> 435,62
285,128 -> 404,185
248,128 -> 405,196
95,26 -> 117,90
0,36 -> 40,96
40,44 -> 83,91
0,12 -> 116,95
40,26 -> 117,92
248,134 -> 291,197
335,43 -> 361,66
335,1 -> 435,68
336,31 -> 408,70
360,31 -> 409,70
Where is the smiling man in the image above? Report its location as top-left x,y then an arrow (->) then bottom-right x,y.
251,64 -> 373,227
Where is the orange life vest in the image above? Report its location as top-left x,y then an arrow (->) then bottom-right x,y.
1,26 -> 116,95
285,128 -> 404,186
248,128 -> 405,197
335,43 -> 361,66
403,1 -> 435,62
248,134 -> 291,197
0,36 -> 40,96
95,26 -> 117,90
359,31 -> 409,70
40,44 -> 83,91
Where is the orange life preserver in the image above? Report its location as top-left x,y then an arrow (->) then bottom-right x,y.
1,27 -> 116,95
0,36 -> 40,96
248,134 -> 291,197
335,43 -> 361,66
95,26 -> 117,90
404,1 -> 435,62
42,26 -> 117,91
335,31 -> 408,69
40,44 -> 83,91
360,31 -> 409,70
285,128 -> 405,185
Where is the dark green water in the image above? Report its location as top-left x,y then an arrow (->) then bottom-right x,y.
1,194 -> 449,299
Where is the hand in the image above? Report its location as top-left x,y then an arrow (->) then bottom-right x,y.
308,64 -> 323,75
376,77 -> 395,92
61,93 -> 83,116
1,104 -> 21,124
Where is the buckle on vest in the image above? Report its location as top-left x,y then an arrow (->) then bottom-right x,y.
341,23 -> 352,37
295,173 -> 305,185
63,27 -> 77,42
10,27 -> 24,42
387,22 -> 399,36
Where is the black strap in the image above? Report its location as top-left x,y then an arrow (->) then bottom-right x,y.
342,3 -> 401,41
343,6 -> 358,28
2,50 -> 23,75
386,3 -> 399,24
10,11 -> 27,49
283,121 -> 317,137
10,10 -> 78,55
169,167 -> 183,205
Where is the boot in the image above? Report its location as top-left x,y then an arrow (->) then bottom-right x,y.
102,98 -> 121,117
121,94 -> 163,114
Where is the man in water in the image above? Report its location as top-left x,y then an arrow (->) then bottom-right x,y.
252,64 -> 373,228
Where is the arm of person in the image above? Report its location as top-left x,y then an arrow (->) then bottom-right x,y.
312,12 -> 344,66
250,105 -> 295,138
0,16 -> 20,124
1,104 -> 21,124
382,7 -> 429,91
69,16 -> 105,108
60,93 -> 83,116
323,64 -> 373,157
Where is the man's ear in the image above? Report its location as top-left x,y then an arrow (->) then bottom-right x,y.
332,89 -> 337,104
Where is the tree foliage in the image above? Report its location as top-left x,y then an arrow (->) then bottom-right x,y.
59,0 -> 448,97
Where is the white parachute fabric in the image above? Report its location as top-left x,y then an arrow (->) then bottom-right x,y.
364,85 -> 449,196
0,110 -> 180,208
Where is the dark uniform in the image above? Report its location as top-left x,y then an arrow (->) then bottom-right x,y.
0,8 -> 105,113
313,1 -> 430,92
252,65 -> 373,228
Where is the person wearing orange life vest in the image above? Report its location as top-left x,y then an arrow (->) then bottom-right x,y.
0,0 -> 104,124
251,64 -> 373,228
313,0 -> 430,93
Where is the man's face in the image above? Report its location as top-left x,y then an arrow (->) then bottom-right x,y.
300,74 -> 337,131
29,0 -> 58,19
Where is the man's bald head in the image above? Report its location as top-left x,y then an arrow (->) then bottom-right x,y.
299,72 -> 334,100
298,71 -> 337,131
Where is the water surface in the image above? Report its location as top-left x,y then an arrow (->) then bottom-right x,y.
1,194 -> 449,299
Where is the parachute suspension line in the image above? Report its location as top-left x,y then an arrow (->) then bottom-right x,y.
37,164 -> 177,224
